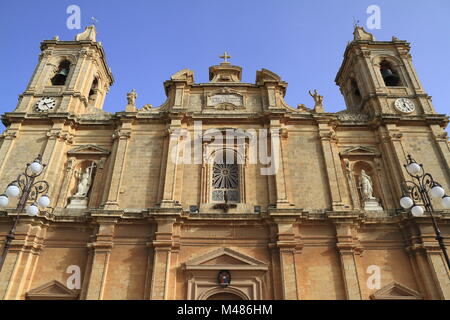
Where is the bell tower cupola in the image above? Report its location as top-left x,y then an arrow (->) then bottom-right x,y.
15,25 -> 114,115
335,26 -> 435,116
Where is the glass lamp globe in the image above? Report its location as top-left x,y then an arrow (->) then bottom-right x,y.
400,196 -> 414,209
6,185 -> 20,198
442,196 -> 450,209
0,195 -> 9,207
37,195 -> 50,208
29,161 -> 43,174
406,162 -> 421,175
411,205 -> 424,216
430,185 -> 445,199
26,204 -> 39,216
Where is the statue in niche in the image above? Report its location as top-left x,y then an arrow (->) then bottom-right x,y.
308,89 -> 324,113
359,169 -> 375,200
67,162 -> 96,209
74,163 -> 95,197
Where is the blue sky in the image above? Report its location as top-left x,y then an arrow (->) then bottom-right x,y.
0,0 -> 449,130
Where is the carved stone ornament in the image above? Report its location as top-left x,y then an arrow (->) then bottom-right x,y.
336,110 -> 370,122
206,88 -> 245,110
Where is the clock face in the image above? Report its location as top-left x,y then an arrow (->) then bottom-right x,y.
35,97 -> 56,112
394,98 -> 415,114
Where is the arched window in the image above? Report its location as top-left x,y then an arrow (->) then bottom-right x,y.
88,77 -> 98,104
51,60 -> 71,85
211,150 -> 240,203
350,78 -> 362,106
379,60 -> 400,86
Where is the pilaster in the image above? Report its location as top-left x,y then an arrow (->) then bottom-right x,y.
0,216 -> 47,300
149,214 -> 181,300
330,214 -> 362,300
82,217 -> 117,300
103,124 -> 131,210
269,212 -> 301,299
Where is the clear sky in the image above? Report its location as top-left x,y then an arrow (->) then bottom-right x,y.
0,0 -> 449,131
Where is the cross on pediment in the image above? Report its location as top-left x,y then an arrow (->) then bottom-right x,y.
220,51 -> 231,63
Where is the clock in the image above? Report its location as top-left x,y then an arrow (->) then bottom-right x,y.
35,97 -> 56,112
394,98 -> 415,114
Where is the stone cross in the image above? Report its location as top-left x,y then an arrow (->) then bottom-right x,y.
220,51 -> 231,63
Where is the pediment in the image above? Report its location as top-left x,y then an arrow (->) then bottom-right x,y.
170,68 -> 195,83
255,68 -> 281,83
371,282 -> 423,300
26,280 -> 79,300
340,146 -> 380,157
184,248 -> 268,271
67,144 -> 110,156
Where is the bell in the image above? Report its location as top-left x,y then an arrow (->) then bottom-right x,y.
52,68 -> 69,85
380,68 -> 400,86
57,68 -> 69,77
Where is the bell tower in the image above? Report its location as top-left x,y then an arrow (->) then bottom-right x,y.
15,25 -> 113,115
335,26 -> 435,116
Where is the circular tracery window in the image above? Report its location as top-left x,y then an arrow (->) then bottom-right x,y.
213,163 -> 239,189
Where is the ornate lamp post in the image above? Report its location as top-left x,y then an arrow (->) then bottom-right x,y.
0,154 -> 51,272
399,154 -> 450,270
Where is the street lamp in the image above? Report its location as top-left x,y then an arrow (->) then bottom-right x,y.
399,154 -> 450,270
0,154 -> 50,272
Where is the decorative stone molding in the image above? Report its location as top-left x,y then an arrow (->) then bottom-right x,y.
205,87 -> 245,110
46,130 -> 74,143
382,132 -> 403,142
433,132 -> 448,142
183,248 -> 268,300
319,130 -> 338,143
26,280 -> 79,300
340,146 -> 381,158
0,131 -> 17,140
370,281 -> 423,300
67,144 -> 110,157
112,130 -> 131,140
336,110 -> 370,122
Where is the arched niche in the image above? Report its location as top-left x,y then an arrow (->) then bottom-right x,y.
352,160 -> 383,209
55,144 -> 110,210
340,146 -> 389,212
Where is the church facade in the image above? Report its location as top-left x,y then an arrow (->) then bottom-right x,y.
0,25 -> 449,300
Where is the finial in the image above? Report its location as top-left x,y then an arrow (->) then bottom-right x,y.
219,51 -> 231,63
353,18 -> 360,29
53,35 -> 59,41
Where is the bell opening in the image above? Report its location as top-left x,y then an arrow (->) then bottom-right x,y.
51,60 -> 71,86
380,61 -> 400,86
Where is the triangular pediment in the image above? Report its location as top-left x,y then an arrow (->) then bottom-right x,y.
184,248 -> 268,271
340,146 -> 380,157
67,144 -> 110,156
26,280 -> 79,300
371,282 -> 423,300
